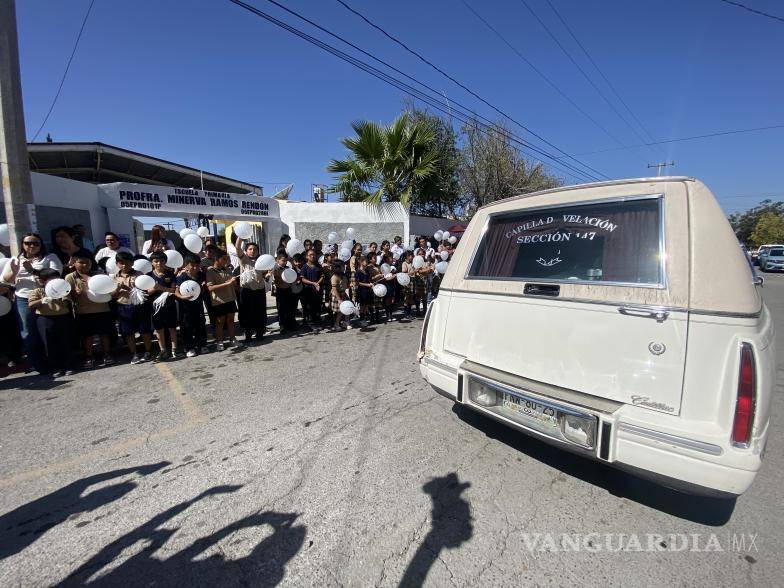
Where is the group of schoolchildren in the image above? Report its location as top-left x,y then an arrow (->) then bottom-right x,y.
1,228 -> 453,378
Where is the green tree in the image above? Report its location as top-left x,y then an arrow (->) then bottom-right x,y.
750,212 -> 784,246
729,200 -> 784,244
327,113 -> 439,206
407,108 -> 463,218
458,118 -> 562,215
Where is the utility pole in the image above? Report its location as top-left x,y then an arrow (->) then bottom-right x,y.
647,161 -> 675,177
0,0 -> 34,256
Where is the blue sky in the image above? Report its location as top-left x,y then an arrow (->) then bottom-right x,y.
15,0 -> 784,213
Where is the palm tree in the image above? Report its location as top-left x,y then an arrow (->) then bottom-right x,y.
327,113 -> 439,206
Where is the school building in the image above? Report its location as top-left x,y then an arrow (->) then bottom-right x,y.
0,142 -> 455,253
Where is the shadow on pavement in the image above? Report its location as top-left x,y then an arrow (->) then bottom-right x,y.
0,461 -> 170,560
452,405 -> 736,526
398,472 -> 473,587
0,374 -> 72,391
60,485 -> 306,588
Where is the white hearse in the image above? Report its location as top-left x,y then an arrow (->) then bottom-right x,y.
419,177 -> 773,497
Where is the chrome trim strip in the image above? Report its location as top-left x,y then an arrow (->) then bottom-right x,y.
464,194 -> 667,290
690,308 -> 762,319
439,287 -> 690,313
422,356 -> 459,376
477,176 -> 694,211
469,374 -> 593,419
617,422 -> 723,456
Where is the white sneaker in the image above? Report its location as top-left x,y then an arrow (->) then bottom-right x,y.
186,350 -> 197,358
216,342 -> 225,351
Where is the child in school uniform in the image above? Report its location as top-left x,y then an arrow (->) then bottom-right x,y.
329,260 -> 352,331
272,253 -> 297,334
113,251 -> 154,363
355,254 -> 373,324
379,252 -> 397,322
205,249 -> 238,350
27,269 -> 75,377
291,253 -> 306,323
412,254 -> 429,317
147,251 -> 179,361
321,252 -> 334,322
365,253 -> 384,324
401,250 -> 416,318
234,237 -> 268,344
65,251 -> 113,368
300,248 -> 323,330
348,243 -> 363,302
175,254 -> 209,357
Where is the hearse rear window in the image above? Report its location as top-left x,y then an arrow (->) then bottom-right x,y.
468,197 -> 663,285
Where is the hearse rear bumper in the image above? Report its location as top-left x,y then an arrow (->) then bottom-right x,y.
419,355 -> 762,497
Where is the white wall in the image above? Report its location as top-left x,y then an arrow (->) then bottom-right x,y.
277,201 -> 409,246
409,214 -> 454,245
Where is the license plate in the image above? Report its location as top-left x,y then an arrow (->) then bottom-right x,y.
500,392 -> 558,429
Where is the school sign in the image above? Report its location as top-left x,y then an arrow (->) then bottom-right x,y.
98,182 -> 280,219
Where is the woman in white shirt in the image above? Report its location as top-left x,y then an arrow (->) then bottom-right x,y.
94,232 -> 134,269
1,233 -> 63,374
141,225 -> 174,257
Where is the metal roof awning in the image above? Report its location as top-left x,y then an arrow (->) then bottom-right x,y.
27,142 -> 263,195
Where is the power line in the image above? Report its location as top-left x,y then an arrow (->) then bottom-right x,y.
543,0 -> 665,157
561,123 -> 784,157
331,0 -> 605,181
226,0 -> 603,182
716,0 -> 784,24
264,0 -> 606,181
517,0 -> 653,159
459,0 -> 627,148
29,0 -> 96,142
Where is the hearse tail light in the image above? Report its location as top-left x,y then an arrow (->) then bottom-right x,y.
732,343 -> 756,448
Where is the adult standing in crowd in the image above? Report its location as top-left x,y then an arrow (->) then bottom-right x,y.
52,226 -> 88,274
234,236 -> 267,344
141,224 -> 175,257
94,232 -> 134,268
276,234 -> 291,256
73,224 -> 95,253
1,233 -> 63,374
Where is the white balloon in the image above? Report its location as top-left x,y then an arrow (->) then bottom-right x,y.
380,263 -> 392,274
45,278 -> 71,299
372,283 -> 387,298
434,230 -> 443,241
165,250 -> 184,269
440,251 -> 449,261
282,267 -> 297,283
291,282 -> 303,294
133,258 -> 152,274
0,224 -> 9,247
179,228 -> 196,239
184,233 -> 203,254
179,279 -> 201,300
0,296 -> 11,316
339,300 -> 356,316
319,255 -> 325,265
88,274 -> 117,295
449,236 -> 457,244
412,255 -> 425,269
442,231 -> 451,240
340,240 -> 353,252
86,289 -> 112,303
345,227 -> 355,239
196,226 -> 211,238
134,274 -> 155,290
255,254 -> 275,271
105,256 -> 118,275
233,221 -> 253,239
396,273 -> 411,286
338,247 -> 351,262
435,261 -> 449,274
286,239 -> 303,256
327,232 -> 338,244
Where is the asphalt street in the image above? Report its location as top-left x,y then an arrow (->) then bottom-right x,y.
1,278 -> 783,587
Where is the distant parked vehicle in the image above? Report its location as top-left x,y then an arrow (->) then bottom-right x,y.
756,244 -> 783,268
760,246 -> 784,272
419,177 -> 774,498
